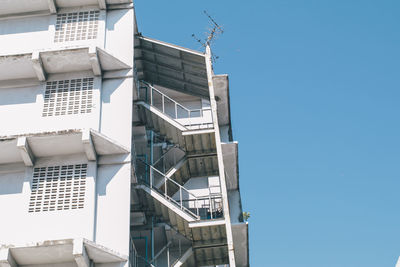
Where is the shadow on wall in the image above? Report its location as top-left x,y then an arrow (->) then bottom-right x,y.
105,9 -> 129,31
0,171 -> 25,195
96,163 -> 123,196
0,16 -> 50,35
0,86 -> 40,105
101,78 -> 125,103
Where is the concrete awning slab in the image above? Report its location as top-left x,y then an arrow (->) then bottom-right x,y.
222,142 -> 238,191
84,239 -> 128,263
232,222 -> 249,267
0,238 -> 127,266
135,35 -> 209,98
213,75 -> 231,129
0,129 -> 129,166
0,47 -> 131,83
0,0 -> 133,17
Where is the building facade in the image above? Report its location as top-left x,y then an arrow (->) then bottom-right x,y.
0,1 -> 248,266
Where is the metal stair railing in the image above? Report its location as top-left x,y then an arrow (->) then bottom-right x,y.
149,162 -> 200,220
138,81 -> 213,129
152,145 -> 185,174
136,158 -> 224,220
130,235 -> 156,267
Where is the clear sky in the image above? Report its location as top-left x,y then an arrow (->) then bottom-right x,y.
134,1 -> 400,266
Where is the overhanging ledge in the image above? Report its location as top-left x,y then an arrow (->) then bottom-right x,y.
0,46 -> 131,84
0,129 -> 130,166
0,238 -> 128,266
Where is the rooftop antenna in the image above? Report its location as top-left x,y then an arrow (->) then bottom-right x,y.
192,10 -> 224,62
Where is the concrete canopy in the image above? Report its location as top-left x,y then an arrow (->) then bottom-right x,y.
0,129 -> 129,166
222,142 -> 238,191
213,75 -> 232,131
135,35 -> 209,98
0,47 -> 131,84
0,238 -> 128,266
232,222 -> 249,267
0,0 -> 133,17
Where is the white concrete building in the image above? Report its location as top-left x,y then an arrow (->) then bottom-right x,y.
0,1 -> 248,267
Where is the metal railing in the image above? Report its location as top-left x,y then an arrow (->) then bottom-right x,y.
136,158 -> 223,220
152,145 -> 185,174
138,81 -> 213,129
130,236 -> 155,267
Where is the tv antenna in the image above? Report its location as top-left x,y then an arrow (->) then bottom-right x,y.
192,10 -> 224,62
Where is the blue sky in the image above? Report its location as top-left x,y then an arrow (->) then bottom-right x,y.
135,1 -> 400,266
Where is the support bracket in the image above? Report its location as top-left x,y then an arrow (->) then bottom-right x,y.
97,0 -> 107,9
0,248 -> 17,267
89,46 -> 102,76
47,0 -> 57,13
82,129 -> 97,161
32,51 -> 46,82
17,137 -> 35,166
73,238 -> 90,267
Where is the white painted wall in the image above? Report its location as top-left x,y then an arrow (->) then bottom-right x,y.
0,16 -> 52,55
100,78 -> 133,149
105,9 -> 134,66
0,7 -> 105,56
0,154 -> 96,245
0,73 -> 101,137
95,162 -> 131,255
0,6 -> 134,266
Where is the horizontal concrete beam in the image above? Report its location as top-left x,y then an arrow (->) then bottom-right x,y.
188,218 -> 226,228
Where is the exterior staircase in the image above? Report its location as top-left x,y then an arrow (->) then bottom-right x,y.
133,81 -> 230,266
136,81 -> 216,155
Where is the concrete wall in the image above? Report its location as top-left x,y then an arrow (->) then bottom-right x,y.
0,7 -> 106,56
0,72 -> 101,137
105,9 -> 134,66
0,5 -> 134,264
23,263 -> 77,267
0,15 -> 53,55
0,154 -> 95,245
95,162 -> 131,255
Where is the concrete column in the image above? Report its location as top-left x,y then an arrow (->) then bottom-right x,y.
205,45 -> 236,267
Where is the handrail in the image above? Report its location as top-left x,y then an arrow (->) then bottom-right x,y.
141,81 -> 208,115
152,145 -> 185,169
138,81 -> 213,128
136,158 -> 223,220
151,165 -> 201,219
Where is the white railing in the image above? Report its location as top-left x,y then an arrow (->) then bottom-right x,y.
136,158 -> 223,220
152,145 -> 185,174
150,163 -> 200,219
138,81 -> 214,129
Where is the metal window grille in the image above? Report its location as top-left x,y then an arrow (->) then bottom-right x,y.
29,164 -> 87,213
42,78 -> 94,117
54,11 -> 100,43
